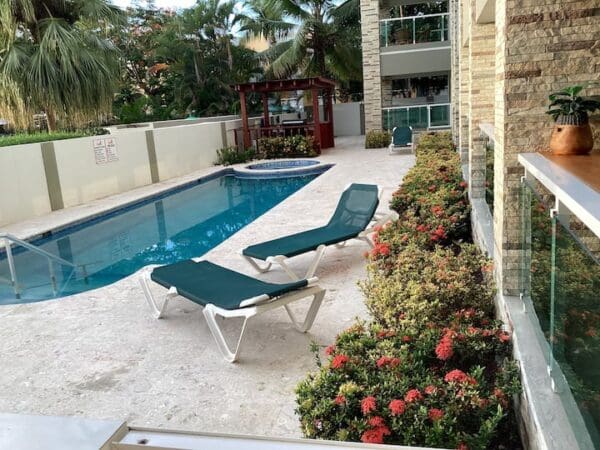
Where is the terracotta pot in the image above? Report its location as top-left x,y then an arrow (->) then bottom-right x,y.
549,122 -> 594,155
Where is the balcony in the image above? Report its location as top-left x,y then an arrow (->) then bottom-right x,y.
382,103 -> 450,130
380,13 -> 449,47
519,153 -> 600,448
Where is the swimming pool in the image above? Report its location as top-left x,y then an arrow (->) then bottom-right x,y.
0,170 -> 324,304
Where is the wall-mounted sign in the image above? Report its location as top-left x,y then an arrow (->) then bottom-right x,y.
93,137 -> 119,164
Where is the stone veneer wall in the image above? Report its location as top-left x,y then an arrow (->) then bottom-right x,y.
494,0 -> 600,295
360,0 -> 383,132
450,0 -> 461,142
381,79 -> 393,108
458,0 -> 471,159
467,11 -> 495,149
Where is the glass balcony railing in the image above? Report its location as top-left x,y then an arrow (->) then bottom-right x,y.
380,13 -> 449,47
521,179 -> 600,448
382,103 -> 450,130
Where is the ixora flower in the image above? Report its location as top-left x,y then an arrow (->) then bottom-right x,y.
457,443 -> 469,450
368,416 -> 386,427
361,425 -> 391,444
424,385 -> 438,395
428,408 -> 444,421
435,334 -> 454,361
444,369 -> 477,385
361,396 -> 377,415
325,344 -> 336,356
331,354 -> 349,369
334,395 -> 346,405
376,356 -> 401,368
404,389 -> 423,403
498,331 -> 511,342
388,399 -> 406,416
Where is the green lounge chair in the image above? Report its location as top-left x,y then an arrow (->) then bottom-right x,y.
140,260 -> 325,362
241,183 -> 398,280
389,126 -> 413,154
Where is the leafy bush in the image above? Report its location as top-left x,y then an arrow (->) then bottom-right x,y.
296,129 -> 521,450
365,130 -> 391,149
296,321 -> 520,449
215,146 -> 255,166
362,243 -> 495,329
0,129 -> 108,147
257,135 -> 319,159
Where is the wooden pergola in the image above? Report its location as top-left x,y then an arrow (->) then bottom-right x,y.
233,77 -> 336,150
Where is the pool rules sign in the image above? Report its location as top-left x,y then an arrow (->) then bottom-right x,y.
93,137 -> 119,164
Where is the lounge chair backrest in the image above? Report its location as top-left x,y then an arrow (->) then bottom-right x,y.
392,126 -> 412,146
327,184 -> 379,231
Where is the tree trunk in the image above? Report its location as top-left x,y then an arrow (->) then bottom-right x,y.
46,108 -> 57,132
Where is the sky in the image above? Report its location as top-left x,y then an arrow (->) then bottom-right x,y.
112,0 -> 197,9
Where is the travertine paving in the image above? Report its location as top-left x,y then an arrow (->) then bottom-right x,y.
0,137 -> 414,437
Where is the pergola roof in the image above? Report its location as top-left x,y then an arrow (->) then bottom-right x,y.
233,77 -> 336,94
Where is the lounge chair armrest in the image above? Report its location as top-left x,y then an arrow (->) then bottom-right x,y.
239,294 -> 271,308
306,277 -> 319,287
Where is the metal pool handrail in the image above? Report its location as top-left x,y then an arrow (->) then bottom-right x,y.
0,232 -> 88,299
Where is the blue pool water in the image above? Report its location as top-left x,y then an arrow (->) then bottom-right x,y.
0,171 -> 321,304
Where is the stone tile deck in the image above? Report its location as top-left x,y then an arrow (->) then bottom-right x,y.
0,137 -> 414,438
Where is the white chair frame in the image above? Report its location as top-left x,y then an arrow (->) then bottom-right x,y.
139,271 -> 326,363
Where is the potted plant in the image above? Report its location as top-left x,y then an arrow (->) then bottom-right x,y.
547,85 -> 600,155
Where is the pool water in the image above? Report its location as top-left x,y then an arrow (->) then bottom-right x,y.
0,173 -> 319,304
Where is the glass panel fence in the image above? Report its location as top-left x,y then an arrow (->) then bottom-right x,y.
522,181 -> 600,447
383,104 -> 450,130
380,14 -> 448,47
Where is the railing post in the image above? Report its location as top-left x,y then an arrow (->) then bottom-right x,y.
427,105 -> 431,129
384,21 -> 388,47
4,238 -> 20,299
412,18 -> 416,44
48,259 -> 57,296
469,137 -> 487,200
441,15 -> 445,41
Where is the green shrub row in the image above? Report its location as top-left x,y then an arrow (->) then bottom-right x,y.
365,130 -> 391,149
257,135 -> 319,159
0,129 -> 108,147
215,146 -> 255,166
296,132 -> 521,450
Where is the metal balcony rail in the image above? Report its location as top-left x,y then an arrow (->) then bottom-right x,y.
0,233 -> 89,299
380,13 -> 449,47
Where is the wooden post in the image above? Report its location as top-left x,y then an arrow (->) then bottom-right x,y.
312,88 -> 321,148
262,93 -> 270,128
239,91 -> 250,148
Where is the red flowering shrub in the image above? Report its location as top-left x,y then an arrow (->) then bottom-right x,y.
296,323 -> 520,448
296,132 -> 521,449
361,243 -> 495,329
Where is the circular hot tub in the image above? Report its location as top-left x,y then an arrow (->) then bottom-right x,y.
246,160 -> 319,170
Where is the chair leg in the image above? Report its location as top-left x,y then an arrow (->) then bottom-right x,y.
284,288 -> 326,333
203,305 -> 250,363
139,272 -> 175,319
242,254 -> 273,274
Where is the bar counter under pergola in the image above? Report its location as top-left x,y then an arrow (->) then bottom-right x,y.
233,77 -> 336,151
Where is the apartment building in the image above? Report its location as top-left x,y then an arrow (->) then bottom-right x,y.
360,0 -> 452,132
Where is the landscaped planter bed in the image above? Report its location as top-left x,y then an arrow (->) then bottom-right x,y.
296,133 -> 522,450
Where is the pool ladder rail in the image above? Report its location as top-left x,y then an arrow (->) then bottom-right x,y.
0,233 -> 89,299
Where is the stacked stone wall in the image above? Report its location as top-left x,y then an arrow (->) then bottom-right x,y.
360,0 -> 383,131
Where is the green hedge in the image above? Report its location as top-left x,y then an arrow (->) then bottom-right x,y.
215,146 -> 255,166
365,130 -> 391,149
0,129 -> 108,147
296,131 -> 521,450
257,135 -> 319,159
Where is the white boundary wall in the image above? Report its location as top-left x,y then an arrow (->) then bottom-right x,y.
0,143 -> 51,225
0,119 -> 237,227
153,122 -> 223,181
53,132 -> 151,209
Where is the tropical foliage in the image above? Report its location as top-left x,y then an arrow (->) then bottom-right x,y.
365,130 -> 391,148
296,132 -> 522,449
546,85 -> 600,126
257,135 -> 319,159
0,0 -> 125,130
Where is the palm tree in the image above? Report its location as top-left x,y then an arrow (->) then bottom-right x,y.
249,0 -> 362,81
0,0 -> 125,131
239,0 -> 294,46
